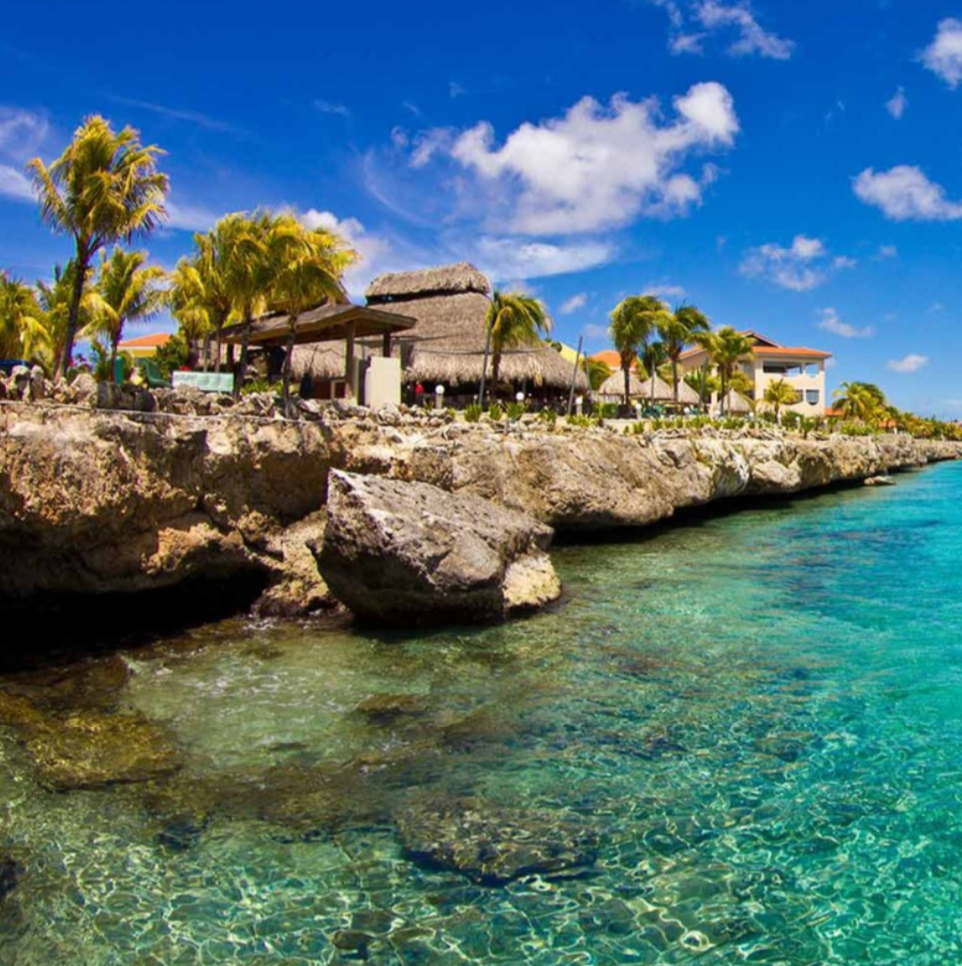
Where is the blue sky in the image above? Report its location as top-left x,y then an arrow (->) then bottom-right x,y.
4,0 -> 962,414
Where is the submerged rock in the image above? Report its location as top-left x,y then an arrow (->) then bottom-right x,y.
0,856 -> 22,900
0,691 -> 182,790
319,470 -> 561,625
395,794 -> 599,885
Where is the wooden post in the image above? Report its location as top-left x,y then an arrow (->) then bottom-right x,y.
382,331 -> 392,358
345,321 -> 356,401
566,336 -> 583,417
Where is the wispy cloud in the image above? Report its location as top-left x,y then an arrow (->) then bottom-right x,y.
0,164 -> 34,202
740,235 -> 854,291
449,81 -> 467,99
559,293 -> 588,314
853,165 -> 962,220
651,0 -> 794,60
886,87 -> 907,119
642,282 -> 687,300
581,322 -> 609,340
165,198 -> 221,232
109,96 -> 239,133
472,237 -> 614,281
878,244 -> 898,258
315,99 -> 350,117
887,353 -> 929,373
817,307 -> 874,338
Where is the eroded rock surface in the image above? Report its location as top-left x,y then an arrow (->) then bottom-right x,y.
319,470 -> 561,624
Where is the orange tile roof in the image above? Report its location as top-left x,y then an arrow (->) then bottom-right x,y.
588,349 -> 621,369
752,346 -> 831,359
118,332 -> 171,349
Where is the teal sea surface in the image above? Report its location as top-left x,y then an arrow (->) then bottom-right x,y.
3,462 -> 962,965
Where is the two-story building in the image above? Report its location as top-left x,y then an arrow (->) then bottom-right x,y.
678,330 -> 832,416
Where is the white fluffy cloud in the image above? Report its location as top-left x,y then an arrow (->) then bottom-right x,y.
740,235 -> 852,291
560,293 -> 588,314
652,0 -> 793,59
853,165 -> 962,221
643,282 -> 687,299
817,307 -> 874,339
921,18 -> 962,88
445,82 -> 738,235
165,198 -> 220,232
886,87 -> 907,119
887,353 -> 929,373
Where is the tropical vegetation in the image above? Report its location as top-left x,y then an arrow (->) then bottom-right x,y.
480,291 -> 551,404
608,295 -> 671,408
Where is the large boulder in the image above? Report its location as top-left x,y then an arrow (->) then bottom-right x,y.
318,470 -> 561,625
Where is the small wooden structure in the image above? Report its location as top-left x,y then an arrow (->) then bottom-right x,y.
221,303 -> 415,401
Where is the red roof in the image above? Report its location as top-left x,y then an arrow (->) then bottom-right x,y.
118,332 -> 171,349
679,330 -> 831,361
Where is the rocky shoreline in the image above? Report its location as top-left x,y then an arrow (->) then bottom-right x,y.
1,399 -> 958,637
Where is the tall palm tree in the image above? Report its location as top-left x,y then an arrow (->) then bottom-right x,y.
36,262 -> 95,374
641,338 -> 668,406
267,215 -> 356,415
482,291 -> 551,401
833,381 -> 886,422
0,273 -> 48,362
608,295 -> 670,409
582,356 -> 612,391
28,115 -> 168,376
704,327 -> 755,415
657,303 -> 710,405
762,377 -> 800,422
86,248 -> 165,375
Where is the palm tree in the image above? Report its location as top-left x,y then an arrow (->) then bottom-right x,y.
28,115 -> 168,376
762,377 -> 800,422
0,273 -> 48,362
704,327 -> 754,415
267,215 -> 356,415
481,291 -> 551,401
608,295 -> 670,409
86,248 -> 165,376
657,303 -> 710,405
640,338 -> 668,406
582,356 -> 612,391
833,381 -> 886,423
36,262 -> 96,374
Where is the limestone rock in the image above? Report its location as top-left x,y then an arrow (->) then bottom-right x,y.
318,470 -> 561,624
395,794 -> 599,885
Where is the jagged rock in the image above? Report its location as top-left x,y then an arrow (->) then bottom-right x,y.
318,470 -> 561,624
68,372 -> 97,405
395,794 -> 599,885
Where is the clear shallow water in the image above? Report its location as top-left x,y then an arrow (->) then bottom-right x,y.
4,463 -> 962,964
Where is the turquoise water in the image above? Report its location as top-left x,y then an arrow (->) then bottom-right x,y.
3,462 -> 962,964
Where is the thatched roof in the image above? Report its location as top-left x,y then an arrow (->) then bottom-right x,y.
362,266 -> 587,392
597,371 -> 696,403
366,262 -> 491,302
290,343 -> 346,380
221,303 -> 414,347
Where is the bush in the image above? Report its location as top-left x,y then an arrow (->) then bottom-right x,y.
154,332 -> 190,380
598,402 -> 618,419
487,402 -> 504,421
506,401 -> 526,421
241,377 -> 282,396
566,414 -> 591,427
539,408 -> 558,427
464,403 -> 483,423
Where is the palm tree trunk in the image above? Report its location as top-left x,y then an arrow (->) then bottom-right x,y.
202,333 -> 211,372
281,323 -> 297,418
720,371 -> 728,416
215,324 -> 223,374
672,358 -> 679,405
58,259 -> 88,378
109,337 -> 119,384
623,363 -> 630,410
491,353 -> 501,401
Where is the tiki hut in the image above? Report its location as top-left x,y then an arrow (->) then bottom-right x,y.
365,262 -> 588,397
597,371 -> 700,405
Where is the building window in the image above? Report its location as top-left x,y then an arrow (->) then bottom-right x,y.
806,389 -> 819,405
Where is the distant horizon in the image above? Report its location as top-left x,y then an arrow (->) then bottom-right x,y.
2,1 -> 962,417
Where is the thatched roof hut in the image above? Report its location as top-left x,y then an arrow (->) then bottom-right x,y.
364,262 -> 588,392
597,371 -> 700,405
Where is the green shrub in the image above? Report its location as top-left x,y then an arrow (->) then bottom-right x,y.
598,402 -> 618,419
487,402 -> 504,421
539,408 -> 558,426
241,376 -> 282,396
506,401 -> 526,421
566,414 -> 591,427
464,403 -> 483,423
154,332 -> 190,380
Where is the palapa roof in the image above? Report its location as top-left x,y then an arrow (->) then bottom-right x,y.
363,262 -> 587,392
365,262 -> 490,302
220,303 -> 415,348
597,371 -> 694,403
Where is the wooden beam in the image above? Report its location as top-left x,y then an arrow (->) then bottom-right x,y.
382,332 -> 392,358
